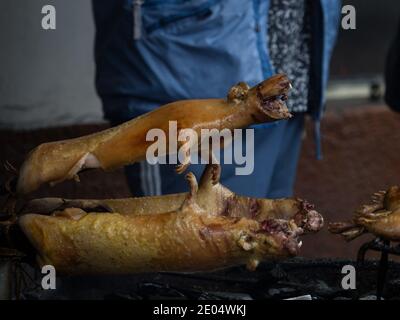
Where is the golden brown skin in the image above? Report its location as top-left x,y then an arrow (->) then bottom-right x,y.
16,74 -> 292,195
329,186 -> 400,241
21,164 -> 322,232
19,172 -> 323,275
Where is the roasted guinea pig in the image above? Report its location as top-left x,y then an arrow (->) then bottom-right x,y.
329,186 -> 400,241
18,170 -> 323,275
16,74 -> 292,195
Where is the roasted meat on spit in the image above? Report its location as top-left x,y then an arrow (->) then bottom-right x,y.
329,186 -> 400,241
0,74 -> 324,276
18,168 -> 323,275
16,74 -> 292,195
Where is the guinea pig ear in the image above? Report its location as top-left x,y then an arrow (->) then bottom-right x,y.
227,82 -> 250,104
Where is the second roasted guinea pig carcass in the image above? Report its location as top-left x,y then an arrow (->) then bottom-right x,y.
15,165 -> 324,275
329,186 -> 400,241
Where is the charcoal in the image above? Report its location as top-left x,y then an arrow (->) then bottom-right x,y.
359,295 -> 379,300
2,258 -> 400,300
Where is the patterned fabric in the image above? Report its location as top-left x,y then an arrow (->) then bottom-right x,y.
267,0 -> 312,113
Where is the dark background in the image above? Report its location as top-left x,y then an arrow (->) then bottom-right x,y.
331,0 -> 400,78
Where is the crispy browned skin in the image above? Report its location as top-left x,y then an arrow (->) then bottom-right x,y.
21,164 -> 322,231
329,186 -> 400,241
19,172 -> 323,275
16,74 -> 292,195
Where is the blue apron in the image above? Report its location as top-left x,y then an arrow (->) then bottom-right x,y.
92,0 -> 340,197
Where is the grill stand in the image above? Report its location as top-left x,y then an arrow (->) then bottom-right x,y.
357,238 -> 400,300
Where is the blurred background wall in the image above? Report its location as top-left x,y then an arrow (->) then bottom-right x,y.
0,0 -> 400,129
0,0 -> 102,129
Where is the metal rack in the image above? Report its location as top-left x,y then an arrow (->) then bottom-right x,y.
357,238 -> 400,300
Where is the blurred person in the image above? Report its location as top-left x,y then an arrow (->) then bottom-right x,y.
92,0 -> 340,198
385,19 -> 400,112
